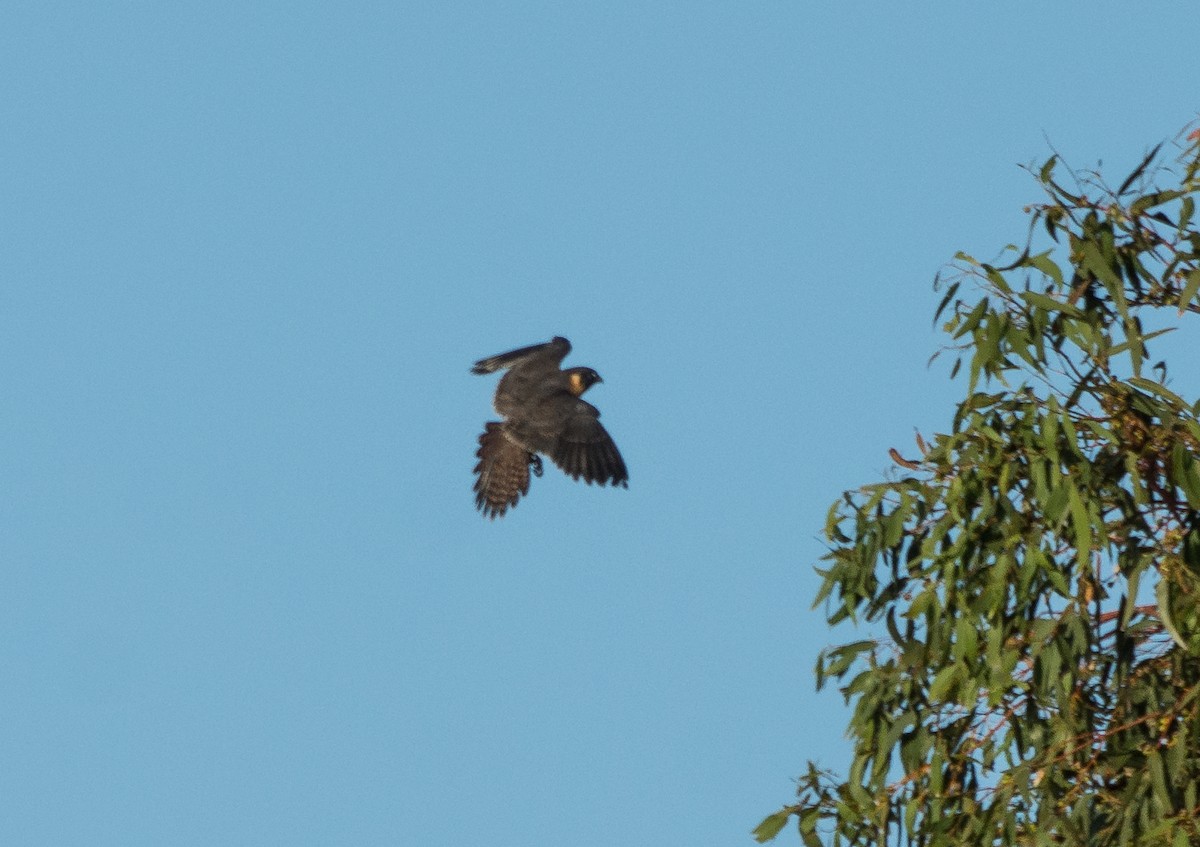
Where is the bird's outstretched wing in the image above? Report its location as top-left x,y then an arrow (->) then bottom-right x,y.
473,422 -> 541,518
550,400 -> 628,487
471,336 -> 570,375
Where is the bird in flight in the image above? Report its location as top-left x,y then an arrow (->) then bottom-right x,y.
471,336 -> 628,518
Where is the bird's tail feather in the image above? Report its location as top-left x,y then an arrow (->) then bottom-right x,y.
473,423 -> 537,519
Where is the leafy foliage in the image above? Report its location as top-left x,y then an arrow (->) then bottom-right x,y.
760,127 -> 1200,846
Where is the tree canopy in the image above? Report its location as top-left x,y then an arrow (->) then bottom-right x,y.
759,126 -> 1200,846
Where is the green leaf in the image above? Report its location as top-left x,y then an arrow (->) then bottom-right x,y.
1130,188 -> 1184,215
934,280 -> 961,323
1179,195 -> 1195,232
1039,155 -> 1058,183
798,808 -> 823,847
1179,267 -> 1200,315
880,711 -> 917,762
1125,316 -> 1144,377
1040,406 -> 1060,457
1147,749 -> 1170,809
1120,574 -> 1140,630
1060,409 -> 1080,457
953,615 -> 978,661
982,263 -> 1013,294
1166,724 -> 1185,777
1156,578 -> 1188,650
1170,443 -> 1200,509
1108,326 -> 1175,359
1046,563 -> 1071,597
955,298 -> 989,339
1068,485 -> 1091,569
1043,482 -> 1070,528
1129,376 -> 1188,409
824,500 -> 849,543
1026,251 -> 1065,287
1021,290 -> 1082,317
752,809 -> 792,843
929,663 -> 960,702
1081,240 -> 1123,294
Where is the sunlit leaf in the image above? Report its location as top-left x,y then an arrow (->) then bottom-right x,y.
1179,267 -> 1200,315
752,810 -> 792,843
1156,578 -> 1188,650
928,663 -> 960,702
1026,251 -> 1065,287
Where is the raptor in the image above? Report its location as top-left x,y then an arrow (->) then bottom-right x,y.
471,336 -> 628,518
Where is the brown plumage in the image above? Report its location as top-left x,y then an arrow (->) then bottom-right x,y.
472,422 -> 541,518
471,336 -> 628,518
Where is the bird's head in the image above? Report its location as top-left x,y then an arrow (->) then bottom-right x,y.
566,367 -> 603,396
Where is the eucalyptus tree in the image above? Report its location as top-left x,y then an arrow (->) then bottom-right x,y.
759,129 -> 1200,847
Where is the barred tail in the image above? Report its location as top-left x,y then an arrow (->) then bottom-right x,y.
473,423 -> 539,518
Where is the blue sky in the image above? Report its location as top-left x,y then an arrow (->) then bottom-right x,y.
2,3 -> 1196,845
